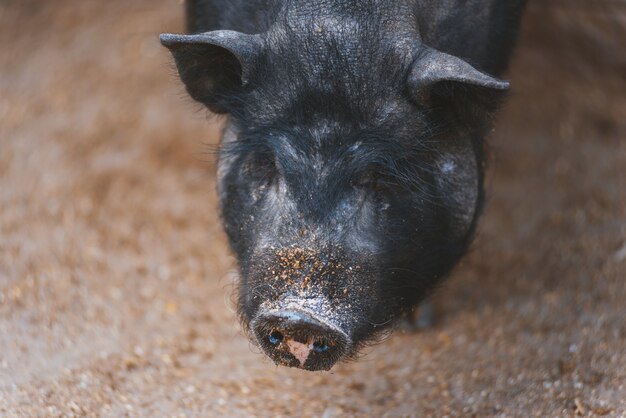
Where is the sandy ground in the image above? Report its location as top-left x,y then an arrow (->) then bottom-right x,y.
0,1 -> 625,416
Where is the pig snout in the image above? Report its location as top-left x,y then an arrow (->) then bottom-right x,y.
251,310 -> 349,371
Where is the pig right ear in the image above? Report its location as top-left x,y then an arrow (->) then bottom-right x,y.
160,31 -> 263,114
407,47 -> 510,93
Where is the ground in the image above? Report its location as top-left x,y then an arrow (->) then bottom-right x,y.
0,1 -> 625,417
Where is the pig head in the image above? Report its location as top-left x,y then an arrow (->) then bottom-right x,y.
161,3 -> 509,371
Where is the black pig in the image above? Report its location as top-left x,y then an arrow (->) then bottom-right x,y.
161,0 -> 525,371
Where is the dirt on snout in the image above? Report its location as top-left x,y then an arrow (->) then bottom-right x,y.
1,0 -> 625,417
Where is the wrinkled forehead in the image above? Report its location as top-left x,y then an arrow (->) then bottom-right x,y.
262,2 -> 420,79
240,4 -> 423,133
275,0 -> 419,37
246,46 -> 416,127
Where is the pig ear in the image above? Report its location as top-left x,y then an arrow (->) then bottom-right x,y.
160,31 -> 263,113
408,47 -> 509,92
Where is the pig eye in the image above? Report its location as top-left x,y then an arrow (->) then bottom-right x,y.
244,153 -> 278,185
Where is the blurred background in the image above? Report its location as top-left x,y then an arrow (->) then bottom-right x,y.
0,0 -> 624,416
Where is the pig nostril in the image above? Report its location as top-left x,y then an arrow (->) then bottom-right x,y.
268,331 -> 284,346
255,311 -> 348,370
312,340 -> 330,353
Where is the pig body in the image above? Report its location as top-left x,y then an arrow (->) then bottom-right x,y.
162,0 -> 525,371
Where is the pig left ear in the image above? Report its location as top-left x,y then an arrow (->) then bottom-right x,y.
160,31 -> 263,114
408,47 -> 510,92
